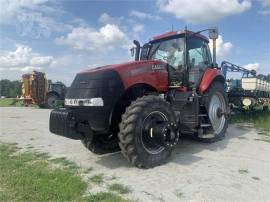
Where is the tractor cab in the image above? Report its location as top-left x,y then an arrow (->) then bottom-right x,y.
132,28 -> 218,90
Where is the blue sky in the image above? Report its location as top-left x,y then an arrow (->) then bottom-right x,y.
0,0 -> 269,85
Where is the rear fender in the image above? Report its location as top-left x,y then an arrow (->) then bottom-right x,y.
198,68 -> 225,93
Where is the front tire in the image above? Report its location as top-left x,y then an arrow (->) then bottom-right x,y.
118,95 -> 177,168
81,133 -> 119,155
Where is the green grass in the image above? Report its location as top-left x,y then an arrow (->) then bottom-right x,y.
230,109 -> 270,141
174,189 -> 184,198
50,157 -> 79,170
89,174 -> 104,185
238,169 -> 249,174
87,192 -> 129,202
0,143 -> 128,202
108,183 -> 131,194
0,98 -> 23,107
252,176 -> 260,180
84,167 -> 94,173
0,98 -> 63,108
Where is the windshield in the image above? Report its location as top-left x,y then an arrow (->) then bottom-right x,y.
148,38 -> 184,70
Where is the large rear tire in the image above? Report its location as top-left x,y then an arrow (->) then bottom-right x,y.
198,82 -> 228,143
118,95 -> 177,168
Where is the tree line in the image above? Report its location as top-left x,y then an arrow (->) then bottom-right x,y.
0,74 -> 269,98
0,80 -> 21,98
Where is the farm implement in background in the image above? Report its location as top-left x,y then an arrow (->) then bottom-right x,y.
221,61 -> 270,110
21,71 -> 67,108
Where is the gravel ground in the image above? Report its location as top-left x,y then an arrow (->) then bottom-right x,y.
0,107 -> 269,202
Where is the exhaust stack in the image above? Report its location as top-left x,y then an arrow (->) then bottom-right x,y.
133,40 -> 141,61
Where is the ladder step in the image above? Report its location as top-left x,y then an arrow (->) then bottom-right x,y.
200,124 -> 211,127
198,114 -> 208,117
198,133 -> 215,138
184,114 -> 208,117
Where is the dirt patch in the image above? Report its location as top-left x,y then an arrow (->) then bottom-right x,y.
0,107 -> 270,202
8,116 -> 21,119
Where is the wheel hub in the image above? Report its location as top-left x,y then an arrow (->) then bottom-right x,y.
216,107 -> 223,118
148,122 -> 179,147
141,111 -> 179,154
208,93 -> 226,134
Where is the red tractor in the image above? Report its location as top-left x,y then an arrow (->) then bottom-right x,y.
50,28 -> 229,168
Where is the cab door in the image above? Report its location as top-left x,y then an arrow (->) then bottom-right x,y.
187,38 -> 212,88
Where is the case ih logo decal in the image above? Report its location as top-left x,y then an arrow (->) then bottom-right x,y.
123,64 -> 166,78
151,64 -> 164,70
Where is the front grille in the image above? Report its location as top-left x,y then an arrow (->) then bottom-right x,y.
66,69 -> 123,99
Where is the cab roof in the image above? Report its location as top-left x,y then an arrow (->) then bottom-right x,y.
150,29 -> 209,43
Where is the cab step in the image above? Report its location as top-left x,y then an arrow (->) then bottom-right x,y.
200,123 -> 211,127
198,114 -> 208,117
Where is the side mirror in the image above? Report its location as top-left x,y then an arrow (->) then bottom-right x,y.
130,47 -> 135,57
208,28 -> 218,40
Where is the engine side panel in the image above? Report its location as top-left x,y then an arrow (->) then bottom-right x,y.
114,61 -> 168,92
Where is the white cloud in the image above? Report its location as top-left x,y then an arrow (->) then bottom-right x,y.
244,63 -> 260,71
30,56 -> 53,66
209,35 -> 233,59
130,10 -> 162,20
0,44 -> 53,72
258,10 -> 270,15
0,0 -> 48,23
98,13 -> 123,25
260,0 -> 270,7
69,18 -> 89,27
0,0 -> 72,38
133,24 -> 144,34
157,0 -> 251,23
258,0 -> 270,15
55,24 -> 130,52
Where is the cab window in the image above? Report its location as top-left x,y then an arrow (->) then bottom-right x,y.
187,38 -> 211,69
187,38 -> 211,86
148,38 -> 184,70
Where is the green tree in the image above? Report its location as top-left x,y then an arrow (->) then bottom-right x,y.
266,74 -> 270,82
0,80 -> 21,98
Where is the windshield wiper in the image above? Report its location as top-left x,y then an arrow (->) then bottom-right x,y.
148,43 -> 161,59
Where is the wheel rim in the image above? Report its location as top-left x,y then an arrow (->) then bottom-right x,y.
141,111 -> 167,154
47,96 -> 57,108
208,92 -> 226,135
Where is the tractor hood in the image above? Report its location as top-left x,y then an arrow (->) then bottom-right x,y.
79,60 -> 168,91
66,60 -> 168,102
79,60 -> 166,75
